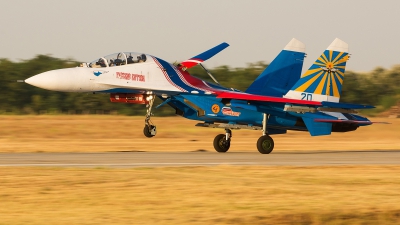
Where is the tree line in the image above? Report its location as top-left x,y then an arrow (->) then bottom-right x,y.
0,55 -> 399,116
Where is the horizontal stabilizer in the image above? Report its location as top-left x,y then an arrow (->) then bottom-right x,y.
321,101 -> 375,109
302,117 -> 332,136
301,112 -> 334,136
179,42 -> 229,70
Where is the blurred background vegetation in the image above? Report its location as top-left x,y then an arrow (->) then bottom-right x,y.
0,55 -> 399,116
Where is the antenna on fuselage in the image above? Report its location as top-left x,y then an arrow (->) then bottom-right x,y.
199,63 -> 220,86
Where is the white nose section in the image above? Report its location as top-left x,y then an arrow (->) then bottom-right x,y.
25,71 -> 56,90
25,68 -> 80,92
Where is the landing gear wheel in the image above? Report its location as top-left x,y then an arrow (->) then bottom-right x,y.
213,134 -> 230,153
257,135 -> 274,154
142,94 -> 157,138
143,125 -> 156,138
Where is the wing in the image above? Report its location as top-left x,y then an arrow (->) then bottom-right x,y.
178,42 -> 229,70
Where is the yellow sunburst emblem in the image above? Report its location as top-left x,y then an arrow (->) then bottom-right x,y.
294,49 -> 349,98
326,62 -> 334,69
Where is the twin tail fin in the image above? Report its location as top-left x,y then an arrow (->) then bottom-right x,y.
245,38 -> 306,97
284,38 -> 349,103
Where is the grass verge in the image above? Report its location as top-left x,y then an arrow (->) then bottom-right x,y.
1,166 -> 400,224
0,115 -> 399,153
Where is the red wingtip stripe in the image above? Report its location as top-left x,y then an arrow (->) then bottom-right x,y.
180,58 -> 204,69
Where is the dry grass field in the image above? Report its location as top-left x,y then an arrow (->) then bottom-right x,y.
0,115 -> 399,153
1,166 -> 400,225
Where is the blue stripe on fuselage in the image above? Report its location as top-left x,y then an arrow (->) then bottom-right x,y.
154,57 -> 199,93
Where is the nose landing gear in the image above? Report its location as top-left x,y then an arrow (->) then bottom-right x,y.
143,94 -> 157,138
143,124 -> 156,138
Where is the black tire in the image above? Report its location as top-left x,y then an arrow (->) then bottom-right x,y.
257,135 -> 274,154
143,125 -> 155,138
213,134 -> 230,153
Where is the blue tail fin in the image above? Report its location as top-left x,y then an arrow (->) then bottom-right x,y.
284,38 -> 349,102
245,38 -> 306,97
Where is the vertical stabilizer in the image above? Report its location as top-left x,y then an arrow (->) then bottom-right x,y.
284,38 -> 306,52
284,38 -> 349,102
245,38 -> 306,97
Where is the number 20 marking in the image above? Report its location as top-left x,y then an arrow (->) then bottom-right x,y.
301,93 -> 313,101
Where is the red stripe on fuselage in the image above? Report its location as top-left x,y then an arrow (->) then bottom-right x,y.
176,68 -> 226,94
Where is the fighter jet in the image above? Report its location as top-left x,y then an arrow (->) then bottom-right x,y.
25,38 -> 374,154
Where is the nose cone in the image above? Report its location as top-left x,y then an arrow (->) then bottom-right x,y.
25,68 -> 79,92
25,71 -> 56,90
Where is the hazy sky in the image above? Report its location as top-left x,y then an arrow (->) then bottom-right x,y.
1,0 -> 399,73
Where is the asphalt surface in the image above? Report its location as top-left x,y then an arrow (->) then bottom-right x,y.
1,151 -> 400,167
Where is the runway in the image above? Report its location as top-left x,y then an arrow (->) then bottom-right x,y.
1,151 -> 400,167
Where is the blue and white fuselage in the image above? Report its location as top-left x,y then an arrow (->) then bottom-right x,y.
26,52 -> 228,95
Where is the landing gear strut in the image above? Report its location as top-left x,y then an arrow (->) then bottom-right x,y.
257,113 -> 274,154
143,94 -> 157,138
213,129 -> 232,153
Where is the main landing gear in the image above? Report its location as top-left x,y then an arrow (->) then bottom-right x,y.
213,129 -> 232,152
256,135 -> 274,154
211,113 -> 275,154
256,113 -> 274,154
143,94 -> 157,138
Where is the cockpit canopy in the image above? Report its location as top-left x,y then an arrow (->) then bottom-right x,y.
84,52 -> 148,68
